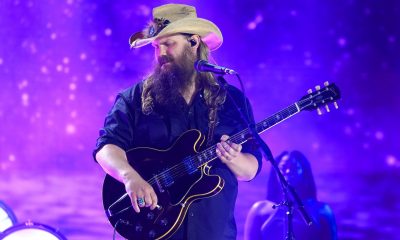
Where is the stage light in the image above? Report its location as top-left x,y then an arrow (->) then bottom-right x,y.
0,221 -> 67,240
0,201 -> 17,233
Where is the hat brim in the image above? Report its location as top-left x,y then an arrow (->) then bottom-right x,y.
129,17 -> 223,51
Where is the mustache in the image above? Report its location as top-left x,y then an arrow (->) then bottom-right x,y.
158,55 -> 173,66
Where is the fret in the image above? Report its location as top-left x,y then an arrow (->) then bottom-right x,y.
192,102 -> 301,169
176,101 -> 306,173
256,103 -> 299,134
159,81 -> 341,186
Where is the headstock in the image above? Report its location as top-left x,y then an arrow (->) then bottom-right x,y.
298,82 -> 341,114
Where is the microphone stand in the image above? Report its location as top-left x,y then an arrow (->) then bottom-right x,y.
248,125 -> 313,240
215,75 -> 313,240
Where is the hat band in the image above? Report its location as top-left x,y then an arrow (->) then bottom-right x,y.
147,18 -> 171,38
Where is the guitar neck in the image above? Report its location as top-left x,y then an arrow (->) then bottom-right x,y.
195,102 -> 301,167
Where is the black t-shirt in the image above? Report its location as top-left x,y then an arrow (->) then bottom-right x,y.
94,82 -> 262,240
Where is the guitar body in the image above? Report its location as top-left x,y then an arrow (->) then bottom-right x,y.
102,129 -> 225,240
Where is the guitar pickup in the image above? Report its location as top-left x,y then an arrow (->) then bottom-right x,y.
183,157 -> 198,174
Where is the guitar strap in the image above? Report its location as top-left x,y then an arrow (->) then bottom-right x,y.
205,83 -> 226,147
206,107 -> 218,147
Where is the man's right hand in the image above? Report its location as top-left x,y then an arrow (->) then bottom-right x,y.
96,144 -> 159,213
123,171 -> 158,213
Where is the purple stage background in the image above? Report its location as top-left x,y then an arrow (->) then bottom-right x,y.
1,0 -> 399,239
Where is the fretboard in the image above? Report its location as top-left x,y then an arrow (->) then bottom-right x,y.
193,102 -> 301,167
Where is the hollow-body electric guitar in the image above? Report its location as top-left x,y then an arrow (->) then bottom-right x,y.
102,82 -> 341,240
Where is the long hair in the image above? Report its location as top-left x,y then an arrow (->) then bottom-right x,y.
266,151 -> 317,203
141,36 -> 226,115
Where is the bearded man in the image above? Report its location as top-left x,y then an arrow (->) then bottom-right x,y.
94,4 -> 262,240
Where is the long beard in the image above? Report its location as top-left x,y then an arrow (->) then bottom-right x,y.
151,45 -> 196,108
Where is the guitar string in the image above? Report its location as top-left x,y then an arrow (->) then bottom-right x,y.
154,104 -> 300,185
152,97 -> 322,187
148,88 -> 334,187
145,121 -> 257,186
111,90 -> 330,207
147,104 -> 300,185
149,87 -> 331,185
145,104 -> 301,187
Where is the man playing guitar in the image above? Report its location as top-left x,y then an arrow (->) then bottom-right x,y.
94,3 -> 262,240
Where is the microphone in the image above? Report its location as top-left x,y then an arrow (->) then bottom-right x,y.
194,60 -> 237,75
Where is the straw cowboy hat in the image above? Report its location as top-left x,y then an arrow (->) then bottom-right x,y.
129,3 -> 223,51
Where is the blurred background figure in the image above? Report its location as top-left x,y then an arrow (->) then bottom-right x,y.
244,150 -> 337,240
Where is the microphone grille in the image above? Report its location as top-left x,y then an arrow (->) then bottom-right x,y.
194,59 -> 207,71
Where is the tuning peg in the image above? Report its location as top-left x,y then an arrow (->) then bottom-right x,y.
307,89 -> 312,94
324,81 -> 329,86
325,104 -> 330,112
315,85 -> 321,91
317,107 -> 322,115
334,101 -> 339,109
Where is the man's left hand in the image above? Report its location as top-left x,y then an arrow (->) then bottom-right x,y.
216,134 -> 242,163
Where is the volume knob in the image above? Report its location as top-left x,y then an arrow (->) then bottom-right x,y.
135,224 -> 143,232
160,218 -> 168,226
149,230 -> 156,239
147,212 -> 155,220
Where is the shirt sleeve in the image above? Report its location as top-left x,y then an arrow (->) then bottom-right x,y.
226,85 -> 263,177
92,92 -> 136,161
240,102 -> 263,177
